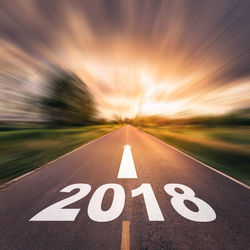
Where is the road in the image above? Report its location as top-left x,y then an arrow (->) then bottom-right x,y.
0,125 -> 249,249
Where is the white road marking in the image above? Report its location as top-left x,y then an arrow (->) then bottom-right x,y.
164,183 -> 216,222
0,127 -> 121,190
88,184 -> 125,222
30,184 -> 91,221
141,129 -> 249,189
132,184 -> 165,221
117,145 -> 137,179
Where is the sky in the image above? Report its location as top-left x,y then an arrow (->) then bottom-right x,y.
0,0 -> 250,119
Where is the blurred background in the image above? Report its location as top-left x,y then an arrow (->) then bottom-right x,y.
0,0 -> 250,185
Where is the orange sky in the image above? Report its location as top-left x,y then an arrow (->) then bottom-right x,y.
0,0 -> 250,119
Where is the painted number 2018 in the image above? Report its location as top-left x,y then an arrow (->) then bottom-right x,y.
30,183 -> 216,222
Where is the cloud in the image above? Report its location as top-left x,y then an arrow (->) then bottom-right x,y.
0,0 -> 250,119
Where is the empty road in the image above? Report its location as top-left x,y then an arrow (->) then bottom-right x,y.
0,125 -> 249,249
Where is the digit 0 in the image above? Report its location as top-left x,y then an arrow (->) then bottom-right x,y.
88,183 -> 125,222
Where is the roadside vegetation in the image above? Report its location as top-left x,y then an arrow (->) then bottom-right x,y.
140,125 -> 250,186
1,65 -> 249,186
0,124 -> 120,185
0,67 -> 122,185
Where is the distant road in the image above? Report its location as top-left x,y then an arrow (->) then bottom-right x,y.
0,125 -> 249,249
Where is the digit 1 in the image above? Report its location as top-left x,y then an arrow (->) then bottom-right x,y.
132,183 -> 164,221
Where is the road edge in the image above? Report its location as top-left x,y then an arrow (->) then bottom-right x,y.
140,128 -> 250,189
0,126 -> 122,190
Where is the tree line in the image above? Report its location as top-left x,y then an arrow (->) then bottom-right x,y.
40,68 -> 98,125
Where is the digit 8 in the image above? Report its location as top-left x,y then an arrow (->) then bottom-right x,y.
164,183 -> 216,222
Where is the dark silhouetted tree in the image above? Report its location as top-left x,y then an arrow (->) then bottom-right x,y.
41,69 -> 97,125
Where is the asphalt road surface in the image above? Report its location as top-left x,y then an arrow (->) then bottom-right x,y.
0,125 -> 249,250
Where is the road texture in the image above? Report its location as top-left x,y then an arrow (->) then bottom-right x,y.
0,125 -> 249,249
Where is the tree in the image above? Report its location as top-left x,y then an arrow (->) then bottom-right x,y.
111,114 -> 123,124
41,69 -> 97,125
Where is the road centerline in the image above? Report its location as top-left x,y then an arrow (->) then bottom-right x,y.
121,221 -> 130,250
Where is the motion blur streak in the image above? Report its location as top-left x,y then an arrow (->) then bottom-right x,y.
0,0 -> 250,120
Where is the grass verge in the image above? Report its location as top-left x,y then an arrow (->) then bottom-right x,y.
0,124 -> 120,185
140,125 -> 250,186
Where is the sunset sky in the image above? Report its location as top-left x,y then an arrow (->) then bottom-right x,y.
0,0 -> 250,119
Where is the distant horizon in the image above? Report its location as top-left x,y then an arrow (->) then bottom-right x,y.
1,106 -> 249,124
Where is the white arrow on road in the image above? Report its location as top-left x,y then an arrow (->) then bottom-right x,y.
117,145 -> 137,178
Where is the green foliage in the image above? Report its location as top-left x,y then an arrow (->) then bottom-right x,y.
41,69 -> 98,125
141,126 -> 250,185
131,108 -> 250,127
0,124 -> 119,184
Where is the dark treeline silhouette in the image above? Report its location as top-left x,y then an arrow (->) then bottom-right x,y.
115,108 -> 250,127
40,68 -> 98,126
